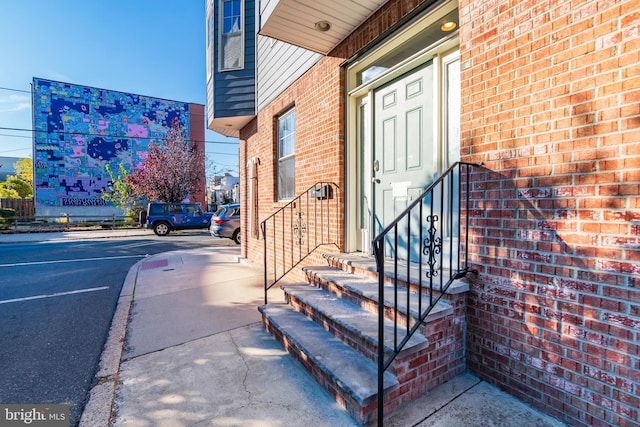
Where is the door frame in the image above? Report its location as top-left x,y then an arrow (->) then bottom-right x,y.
345,1 -> 460,253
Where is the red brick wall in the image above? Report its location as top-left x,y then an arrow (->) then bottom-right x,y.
239,56 -> 346,266
239,0 -> 431,267
189,103 -> 207,209
239,0 -> 639,424
459,0 -> 640,426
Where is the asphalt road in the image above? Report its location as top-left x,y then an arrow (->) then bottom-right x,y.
0,232 -> 221,427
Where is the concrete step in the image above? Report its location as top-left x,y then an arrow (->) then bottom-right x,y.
282,284 -> 430,363
302,265 -> 454,326
259,303 -> 399,425
323,252 -> 471,295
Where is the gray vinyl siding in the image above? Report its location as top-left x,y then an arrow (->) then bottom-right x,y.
206,78 -> 214,124
206,0 -> 215,125
212,0 -> 257,120
257,35 -> 321,111
259,0 -> 277,21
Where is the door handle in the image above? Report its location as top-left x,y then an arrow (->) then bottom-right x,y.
372,178 -> 380,184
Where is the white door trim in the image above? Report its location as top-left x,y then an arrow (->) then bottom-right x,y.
344,1 -> 460,253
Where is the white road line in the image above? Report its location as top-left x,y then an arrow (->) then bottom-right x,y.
0,286 -> 110,305
0,254 -> 147,268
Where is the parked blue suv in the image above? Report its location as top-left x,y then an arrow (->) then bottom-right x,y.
144,202 -> 213,236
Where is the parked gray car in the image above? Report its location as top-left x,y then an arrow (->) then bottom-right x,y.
209,203 -> 240,244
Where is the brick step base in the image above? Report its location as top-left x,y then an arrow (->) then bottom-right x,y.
258,303 -> 398,425
260,253 -> 468,425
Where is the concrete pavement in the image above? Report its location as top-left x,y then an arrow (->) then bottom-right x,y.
0,228 -> 151,243
1,230 -> 567,426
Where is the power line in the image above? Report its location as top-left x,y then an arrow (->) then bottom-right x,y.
0,86 -> 31,94
206,159 -> 239,168
202,150 -> 239,156
0,85 -> 240,159
0,85 -> 235,124
0,133 -> 32,139
0,126 -> 239,146
0,85 -> 239,140
0,131 -> 238,156
0,127 -> 32,132
0,148 -> 31,154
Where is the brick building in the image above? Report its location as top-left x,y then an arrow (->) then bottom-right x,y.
207,0 -> 639,425
32,78 -> 206,216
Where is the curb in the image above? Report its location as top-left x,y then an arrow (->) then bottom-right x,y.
79,257 -> 145,426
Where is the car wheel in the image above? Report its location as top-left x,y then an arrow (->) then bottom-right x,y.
153,222 -> 171,236
232,228 -> 240,244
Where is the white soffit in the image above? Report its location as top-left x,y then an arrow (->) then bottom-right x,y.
209,115 -> 254,138
260,0 -> 388,54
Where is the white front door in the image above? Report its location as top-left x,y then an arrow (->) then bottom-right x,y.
353,52 -> 461,256
372,61 -> 436,261
345,3 -> 461,255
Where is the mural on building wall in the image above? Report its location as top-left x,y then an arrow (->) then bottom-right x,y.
32,78 -> 191,207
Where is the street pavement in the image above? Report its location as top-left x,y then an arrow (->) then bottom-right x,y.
0,228 -> 152,244
1,230 -> 567,426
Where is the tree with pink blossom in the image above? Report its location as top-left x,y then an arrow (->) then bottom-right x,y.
127,125 -> 203,203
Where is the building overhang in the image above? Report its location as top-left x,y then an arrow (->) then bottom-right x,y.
259,0 -> 388,55
209,115 -> 255,138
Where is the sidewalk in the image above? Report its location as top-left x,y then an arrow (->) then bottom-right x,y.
0,228 -> 151,244
69,238 -> 566,426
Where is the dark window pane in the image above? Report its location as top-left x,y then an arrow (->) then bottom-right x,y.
149,204 -> 165,215
222,0 -> 241,34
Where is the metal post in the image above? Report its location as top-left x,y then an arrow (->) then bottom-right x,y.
375,239 -> 385,427
262,222 -> 268,304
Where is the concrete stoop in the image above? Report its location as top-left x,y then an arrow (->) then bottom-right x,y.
258,252 -> 469,426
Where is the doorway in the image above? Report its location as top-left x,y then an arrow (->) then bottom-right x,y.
371,61 -> 436,260
346,2 -> 460,255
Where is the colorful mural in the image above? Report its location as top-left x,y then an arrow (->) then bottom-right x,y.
32,78 -> 191,208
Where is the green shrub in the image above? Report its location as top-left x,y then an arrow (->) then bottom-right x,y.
0,208 -> 16,228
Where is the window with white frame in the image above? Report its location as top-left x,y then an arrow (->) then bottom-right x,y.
219,0 -> 243,71
277,109 -> 296,200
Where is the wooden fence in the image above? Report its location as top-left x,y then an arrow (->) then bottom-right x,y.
0,198 -> 34,216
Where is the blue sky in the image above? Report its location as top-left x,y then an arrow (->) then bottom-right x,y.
0,0 -> 239,175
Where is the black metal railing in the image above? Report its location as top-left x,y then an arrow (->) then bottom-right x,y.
372,162 -> 478,424
261,182 -> 340,304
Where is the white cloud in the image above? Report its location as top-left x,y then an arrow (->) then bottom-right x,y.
0,94 -> 31,113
